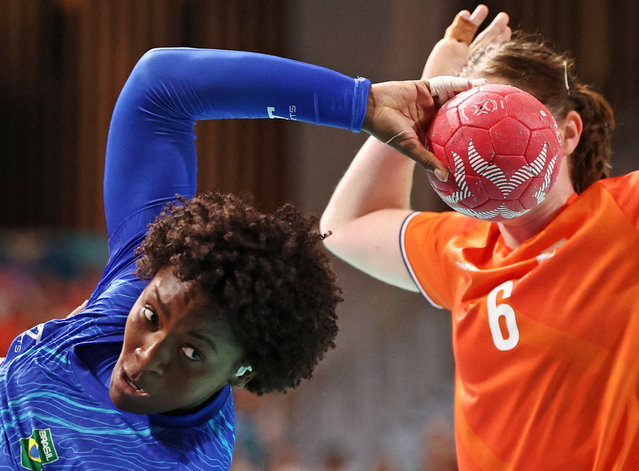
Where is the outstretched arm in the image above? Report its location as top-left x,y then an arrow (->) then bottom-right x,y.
103,48 -> 372,248
321,7 -> 510,291
102,47 -> 472,252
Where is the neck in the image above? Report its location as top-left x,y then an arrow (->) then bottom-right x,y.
497,160 -> 574,249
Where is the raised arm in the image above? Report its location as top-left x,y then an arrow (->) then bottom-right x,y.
320,109 -> 422,291
320,7 -> 510,291
421,5 -> 510,78
103,48 -> 371,248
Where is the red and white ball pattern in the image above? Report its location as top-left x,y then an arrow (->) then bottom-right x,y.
426,84 -> 564,221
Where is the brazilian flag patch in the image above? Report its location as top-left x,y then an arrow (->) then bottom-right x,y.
19,428 -> 59,470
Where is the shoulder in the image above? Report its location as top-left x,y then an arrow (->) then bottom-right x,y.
3,317 -> 84,362
403,210 -> 486,244
5,275 -> 143,363
90,273 -> 145,313
3,307 -> 125,365
591,171 -> 639,228
596,170 -> 639,193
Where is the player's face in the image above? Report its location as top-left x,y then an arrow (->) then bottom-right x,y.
109,267 -> 245,415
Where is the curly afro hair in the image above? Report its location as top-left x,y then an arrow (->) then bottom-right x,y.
135,192 -> 342,395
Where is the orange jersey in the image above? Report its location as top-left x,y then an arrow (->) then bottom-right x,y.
401,171 -> 639,470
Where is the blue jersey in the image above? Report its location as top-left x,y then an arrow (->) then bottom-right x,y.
0,48 -> 371,470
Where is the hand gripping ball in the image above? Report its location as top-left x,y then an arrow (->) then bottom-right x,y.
426,84 -> 564,221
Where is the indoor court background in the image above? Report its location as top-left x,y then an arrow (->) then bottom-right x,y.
1,1 -> 637,469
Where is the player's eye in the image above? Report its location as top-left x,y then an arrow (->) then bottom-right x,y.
181,346 -> 202,362
141,306 -> 158,324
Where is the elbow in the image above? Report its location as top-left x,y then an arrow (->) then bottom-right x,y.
138,47 -> 181,63
130,48 -> 206,89
320,230 -> 343,258
319,211 -> 347,256
319,208 -> 339,238
319,213 -> 335,251
319,212 -> 331,239
132,47 -> 181,80
120,48 -> 194,110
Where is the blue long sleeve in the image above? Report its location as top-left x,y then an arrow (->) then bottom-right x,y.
103,48 -> 370,251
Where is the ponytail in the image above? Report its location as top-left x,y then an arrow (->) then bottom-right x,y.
568,84 -> 615,193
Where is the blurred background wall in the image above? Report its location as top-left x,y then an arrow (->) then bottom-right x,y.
1,1 -> 637,470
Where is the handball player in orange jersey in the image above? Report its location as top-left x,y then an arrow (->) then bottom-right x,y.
322,5 -> 638,470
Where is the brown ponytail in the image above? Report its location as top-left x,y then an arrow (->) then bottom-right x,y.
461,32 -> 615,193
567,84 -> 615,192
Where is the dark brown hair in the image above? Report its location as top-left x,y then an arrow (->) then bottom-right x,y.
135,192 -> 342,395
461,32 -> 615,193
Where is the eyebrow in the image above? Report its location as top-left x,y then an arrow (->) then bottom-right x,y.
153,286 -> 170,317
187,331 -> 217,352
152,285 -> 217,352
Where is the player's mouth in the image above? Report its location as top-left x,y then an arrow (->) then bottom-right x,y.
119,369 -> 150,397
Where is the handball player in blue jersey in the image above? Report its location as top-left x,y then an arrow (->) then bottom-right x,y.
0,48 -> 476,469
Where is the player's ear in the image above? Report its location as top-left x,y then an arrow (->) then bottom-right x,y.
228,365 -> 255,389
560,110 -> 583,156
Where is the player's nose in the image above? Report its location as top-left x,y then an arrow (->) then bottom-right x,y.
134,333 -> 171,377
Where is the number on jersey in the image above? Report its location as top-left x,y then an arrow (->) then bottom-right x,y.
487,281 -> 519,351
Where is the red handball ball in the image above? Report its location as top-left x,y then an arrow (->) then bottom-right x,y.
426,84 -> 564,221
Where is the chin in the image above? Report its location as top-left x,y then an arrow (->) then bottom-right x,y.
108,367 -> 164,415
109,384 -> 155,415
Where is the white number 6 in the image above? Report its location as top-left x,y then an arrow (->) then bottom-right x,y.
487,281 -> 519,351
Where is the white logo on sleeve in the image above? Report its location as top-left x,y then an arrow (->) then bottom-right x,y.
267,105 -> 297,120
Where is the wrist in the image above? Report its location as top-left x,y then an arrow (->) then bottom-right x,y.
362,83 -> 380,135
350,77 -> 372,132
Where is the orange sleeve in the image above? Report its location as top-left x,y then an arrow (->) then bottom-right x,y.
400,211 -> 479,309
599,170 -> 639,230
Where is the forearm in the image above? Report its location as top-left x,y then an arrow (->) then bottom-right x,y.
319,134 -> 418,291
103,47 -> 371,238
321,136 -> 415,233
124,47 -> 371,129
322,77 -> 439,232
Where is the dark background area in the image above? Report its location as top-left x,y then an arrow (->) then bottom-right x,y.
1,0 -> 637,230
